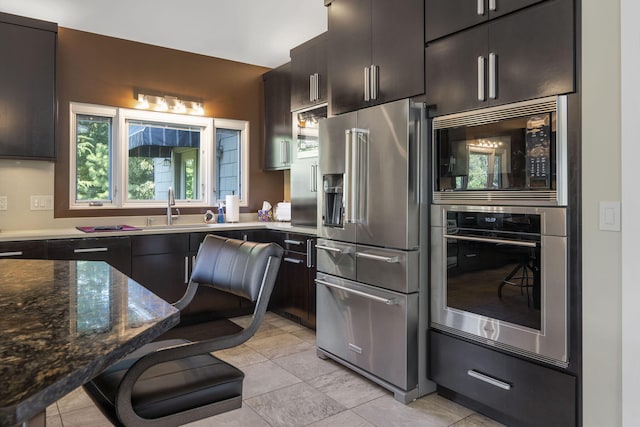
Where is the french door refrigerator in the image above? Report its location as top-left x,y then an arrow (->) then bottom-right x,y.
315,98 -> 434,403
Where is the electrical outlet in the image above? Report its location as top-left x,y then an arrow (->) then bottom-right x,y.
0,196 -> 7,211
30,195 -> 54,211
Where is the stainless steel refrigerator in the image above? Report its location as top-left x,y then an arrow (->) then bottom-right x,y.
290,105 -> 327,227
315,98 -> 434,403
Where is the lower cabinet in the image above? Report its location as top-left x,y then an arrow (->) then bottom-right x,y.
46,237 -> 131,275
0,240 -> 46,259
130,234 -> 190,306
265,231 -> 316,329
429,330 -> 576,427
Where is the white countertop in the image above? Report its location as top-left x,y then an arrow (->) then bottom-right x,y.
0,221 -> 316,242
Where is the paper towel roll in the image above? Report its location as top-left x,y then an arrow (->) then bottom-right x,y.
225,195 -> 240,222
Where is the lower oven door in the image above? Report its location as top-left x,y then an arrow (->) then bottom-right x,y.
431,218 -> 568,367
315,272 -> 418,390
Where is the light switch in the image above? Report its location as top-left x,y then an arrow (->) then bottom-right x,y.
599,201 -> 621,231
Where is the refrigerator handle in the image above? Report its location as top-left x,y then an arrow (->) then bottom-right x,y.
344,129 -> 353,223
357,130 -> 369,223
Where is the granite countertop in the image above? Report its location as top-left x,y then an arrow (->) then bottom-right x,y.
0,221 -> 317,242
0,259 -> 180,426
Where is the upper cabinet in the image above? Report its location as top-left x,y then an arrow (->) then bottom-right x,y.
0,12 -> 57,160
425,0 -> 546,41
326,0 -> 424,115
425,0 -> 574,116
290,32 -> 328,112
263,62 -> 293,170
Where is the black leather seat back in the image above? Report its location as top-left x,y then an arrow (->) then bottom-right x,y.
190,235 -> 283,302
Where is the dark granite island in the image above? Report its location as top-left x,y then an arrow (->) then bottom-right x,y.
0,259 -> 180,427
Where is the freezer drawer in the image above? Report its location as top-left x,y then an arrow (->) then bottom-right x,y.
316,239 -> 356,280
355,245 -> 419,293
316,273 -> 418,390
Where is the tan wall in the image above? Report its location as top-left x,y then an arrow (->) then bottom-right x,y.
54,28 -> 283,218
582,0 -> 623,425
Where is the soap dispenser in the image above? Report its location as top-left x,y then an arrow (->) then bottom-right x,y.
217,202 -> 225,223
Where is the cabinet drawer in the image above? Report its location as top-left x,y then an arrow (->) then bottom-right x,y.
46,237 -> 131,275
0,240 -> 46,259
132,233 -> 188,256
429,330 -> 576,427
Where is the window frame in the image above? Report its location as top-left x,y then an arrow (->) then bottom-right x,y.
69,103 -> 118,209
69,102 -> 249,210
213,118 -> 250,207
118,108 -> 214,209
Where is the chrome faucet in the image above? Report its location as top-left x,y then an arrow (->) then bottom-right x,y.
167,187 -> 180,225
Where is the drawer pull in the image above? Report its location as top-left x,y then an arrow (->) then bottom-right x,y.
284,239 -> 304,246
315,279 -> 397,305
74,247 -> 108,253
316,244 -> 353,255
467,369 -> 512,390
355,252 -> 400,263
0,251 -> 23,257
284,257 -> 305,264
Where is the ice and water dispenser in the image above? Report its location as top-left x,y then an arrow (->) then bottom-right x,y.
322,174 -> 343,227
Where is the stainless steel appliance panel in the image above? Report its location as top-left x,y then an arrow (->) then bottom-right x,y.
355,100 -> 421,250
355,245 -> 419,293
318,112 -> 357,242
316,272 -> 418,390
291,157 -> 319,227
316,238 -> 356,281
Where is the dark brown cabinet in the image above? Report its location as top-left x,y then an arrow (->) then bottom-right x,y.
0,240 -> 46,259
290,32 -> 328,112
327,0 -> 424,115
0,12 -> 56,159
130,234 -> 189,305
263,62 -> 292,170
425,0 -> 545,42
266,231 -> 316,328
429,330 -> 576,427
425,0 -> 574,116
46,237 -> 131,275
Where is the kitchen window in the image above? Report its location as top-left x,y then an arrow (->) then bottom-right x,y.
69,103 -> 249,209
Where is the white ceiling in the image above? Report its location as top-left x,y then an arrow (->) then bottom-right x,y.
0,0 -> 328,68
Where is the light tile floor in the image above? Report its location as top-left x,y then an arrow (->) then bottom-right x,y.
46,312 -> 505,427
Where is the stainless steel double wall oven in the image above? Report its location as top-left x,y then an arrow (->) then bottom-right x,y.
430,96 -> 570,367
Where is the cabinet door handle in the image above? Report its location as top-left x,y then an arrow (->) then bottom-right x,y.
370,65 -> 379,100
467,370 -> 512,390
0,251 -> 23,257
477,0 -> 485,15
284,257 -> 304,264
477,56 -> 486,101
306,239 -> 314,267
74,247 -> 108,253
364,66 -> 371,101
489,52 -> 497,99
309,74 -> 314,102
313,73 -> 319,101
489,0 -> 496,11
184,256 -> 189,284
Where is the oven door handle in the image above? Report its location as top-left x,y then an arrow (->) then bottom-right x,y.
315,279 -> 397,305
443,234 -> 537,248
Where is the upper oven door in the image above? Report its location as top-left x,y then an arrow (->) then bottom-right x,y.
433,96 -> 567,206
